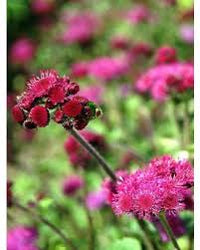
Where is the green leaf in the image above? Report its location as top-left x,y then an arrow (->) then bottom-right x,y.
109,237 -> 141,250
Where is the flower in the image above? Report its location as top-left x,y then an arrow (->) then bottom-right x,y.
154,46 -> 177,65
135,62 -> 194,101
59,12 -> 99,44
9,38 -> 36,65
64,130 -> 107,168
85,189 -> 107,211
71,61 -> 89,78
62,175 -> 84,196
111,155 -> 193,220
29,106 -> 50,127
88,56 -> 128,81
110,36 -> 130,50
126,5 -> 151,24
31,0 -> 55,15
12,70 -> 99,130
7,226 -> 38,250
180,24 -> 194,44
152,213 -> 186,242
77,85 -> 104,104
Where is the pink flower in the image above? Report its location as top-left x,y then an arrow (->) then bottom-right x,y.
135,62 -> 194,101
111,155 -> 193,219
31,0 -> 55,15
88,56 -> 128,81
9,38 -> 36,65
62,175 -> 84,196
7,226 -> 38,250
86,189 -> 107,211
60,12 -> 99,44
110,36 -> 130,50
71,61 -> 89,78
77,85 -> 104,104
180,24 -> 194,44
126,5 -> 151,24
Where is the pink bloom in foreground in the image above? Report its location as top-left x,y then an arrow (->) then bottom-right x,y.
9,38 -> 36,65
135,62 -> 194,101
111,155 -> 193,220
86,189 -> 107,211
62,175 -> 84,196
7,226 -> 38,250
88,56 -> 128,81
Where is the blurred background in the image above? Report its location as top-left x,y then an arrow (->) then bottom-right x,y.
7,0 -> 194,249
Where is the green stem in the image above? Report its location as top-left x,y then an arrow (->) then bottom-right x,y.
13,200 -> 77,250
159,212 -> 181,250
69,128 -> 117,181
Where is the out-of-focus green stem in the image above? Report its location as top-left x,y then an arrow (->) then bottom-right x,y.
159,211 -> 181,250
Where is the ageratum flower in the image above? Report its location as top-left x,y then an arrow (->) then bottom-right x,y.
7,226 -> 38,250
12,70 -> 100,130
111,155 -> 193,220
64,130 -> 107,168
135,62 -> 194,101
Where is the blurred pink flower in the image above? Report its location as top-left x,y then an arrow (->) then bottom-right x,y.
86,189 -> 107,211
88,56 -> 129,81
31,0 -> 55,15
180,24 -> 194,44
7,226 -> 38,250
62,175 -> 84,196
71,61 -> 89,78
126,5 -> 151,24
60,12 -> 99,44
154,46 -> 177,65
78,85 -> 104,104
9,38 -> 36,65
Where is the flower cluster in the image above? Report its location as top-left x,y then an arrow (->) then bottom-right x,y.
154,46 -> 177,65
125,5 -> 152,24
62,175 -> 84,196
135,62 -> 194,101
12,70 -> 100,130
60,12 -> 99,44
64,130 -> 107,168
111,155 -> 193,220
7,226 -> 38,250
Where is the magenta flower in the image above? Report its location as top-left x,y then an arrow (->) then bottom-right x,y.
180,24 -> 194,44
64,130 -> 107,168
60,12 -> 99,44
12,70 -> 100,130
9,38 -> 36,65
62,175 -> 84,196
154,46 -> 177,65
71,61 -> 89,78
111,155 -> 193,220
7,226 -> 38,250
85,189 -> 107,211
88,56 -> 128,81
152,213 -> 186,242
135,62 -> 194,101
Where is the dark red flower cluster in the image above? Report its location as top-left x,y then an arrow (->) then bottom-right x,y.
64,130 -> 107,168
154,46 -> 177,65
12,70 -> 100,130
111,155 -> 193,220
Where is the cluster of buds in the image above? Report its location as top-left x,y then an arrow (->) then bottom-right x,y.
12,70 -> 101,131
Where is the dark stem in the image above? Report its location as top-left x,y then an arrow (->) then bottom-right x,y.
69,128 -> 117,181
13,200 -> 77,250
159,212 -> 181,250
